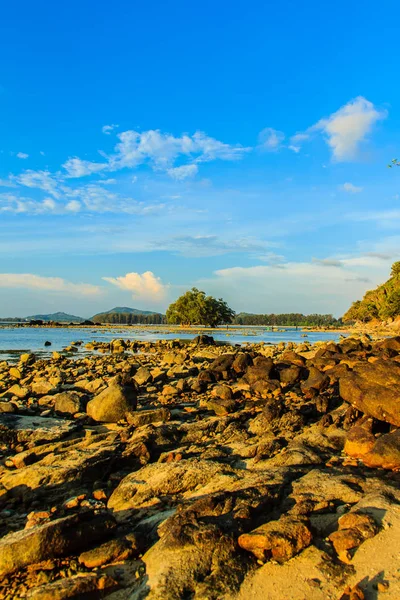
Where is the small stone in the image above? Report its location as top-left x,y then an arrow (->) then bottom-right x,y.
377,581 -> 389,592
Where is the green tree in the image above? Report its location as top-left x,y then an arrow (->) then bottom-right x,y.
166,288 -> 235,327
391,261 -> 400,278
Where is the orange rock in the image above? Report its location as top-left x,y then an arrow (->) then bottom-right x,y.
238,516 -> 312,563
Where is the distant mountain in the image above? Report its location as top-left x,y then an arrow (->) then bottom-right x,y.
92,306 -> 162,318
91,307 -> 165,324
27,311 -> 85,323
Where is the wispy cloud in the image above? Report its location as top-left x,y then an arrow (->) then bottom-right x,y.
61,128 -> 251,180
16,152 -> 29,159
103,270 -> 167,301
258,127 -> 285,151
63,157 -> 108,178
13,170 -> 62,199
340,182 -> 363,193
102,124 -> 119,135
0,273 -> 101,295
150,234 -> 276,257
167,164 -> 198,180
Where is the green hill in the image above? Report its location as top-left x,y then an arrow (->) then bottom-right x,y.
92,306 -> 160,317
92,307 -> 165,324
26,311 -> 85,323
343,262 -> 400,323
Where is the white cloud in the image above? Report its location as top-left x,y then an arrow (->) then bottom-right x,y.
340,182 -> 363,194
16,152 -> 29,159
14,170 -> 61,198
65,200 -> 81,212
313,96 -> 386,160
42,198 -> 57,211
92,129 -> 250,174
289,97 -> 387,161
103,270 -> 167,301
102,124 -> 119,135
167,164 -> 198,180
0,273 -> 101,295
258,128 -> 285,151
62,157 -> 108,178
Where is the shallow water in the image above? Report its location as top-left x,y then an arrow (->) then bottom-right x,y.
0,325 -> 343,362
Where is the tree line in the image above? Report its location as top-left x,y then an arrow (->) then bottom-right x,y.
233,312 -> 341,326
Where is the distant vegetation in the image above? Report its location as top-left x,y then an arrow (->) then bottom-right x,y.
343,262 -> 400,323
233,312 -> 341,326
92,306 -> 165,324
26,312 -> 84,323
166,288 -> 235,327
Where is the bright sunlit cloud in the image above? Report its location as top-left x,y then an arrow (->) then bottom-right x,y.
103,271 -> 167,301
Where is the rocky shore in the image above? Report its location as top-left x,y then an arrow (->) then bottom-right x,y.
0,334 -> 399,599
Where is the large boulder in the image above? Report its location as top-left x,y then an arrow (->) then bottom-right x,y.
339,359 -> 400,427
86,383 -> 137,422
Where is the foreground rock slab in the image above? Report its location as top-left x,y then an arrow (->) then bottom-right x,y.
0,414 -> 80,444
0,513 -> 115,576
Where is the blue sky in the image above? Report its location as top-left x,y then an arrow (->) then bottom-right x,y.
0,0 -> 399,317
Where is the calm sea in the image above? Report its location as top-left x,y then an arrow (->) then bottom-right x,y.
0,325 -> 343,362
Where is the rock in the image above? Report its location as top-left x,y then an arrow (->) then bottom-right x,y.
211,384 -> 234,401
20,353 -> 36,364
209,354 -> 235,374
362,429 -> 400,470
78,537 -> 132,568
26,573 -> 117,599
328,511 -> 378,558
54,392 -> 82,415
0,414 -> 80,444
339,359 -> 400,427
278,364 -> 302,385
0,401 -> 17,413
107,458 -> 237,518
301,366 -> 329,396
205,398 -> 236,416
238,516 -> 312,562
134,367 -> 153,386
232,352 -> 252,374
44,340 -> 52,347
192,334 -> 215,346
126,407 -> 171,427
162,385 -> 179,397
31,380 -> 58,396
162,352 -> 186,365
9,367 -> 21,380
86,383 -> 137,422
344,423 -> 376,459
0,513 -> 115,576
244,359 -> 274,384
1,383 -> 29,399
